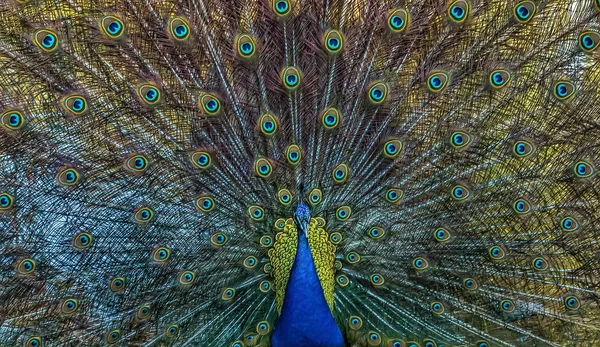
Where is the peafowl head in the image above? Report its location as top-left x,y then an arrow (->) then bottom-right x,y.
293,203 -> 310,236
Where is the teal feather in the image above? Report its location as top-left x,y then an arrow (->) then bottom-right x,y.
1,0 -> 600,346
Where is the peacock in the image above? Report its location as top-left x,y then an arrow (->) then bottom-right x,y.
2,0 -> 600,346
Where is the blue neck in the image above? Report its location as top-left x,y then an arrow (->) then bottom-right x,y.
271,231 -> 345,347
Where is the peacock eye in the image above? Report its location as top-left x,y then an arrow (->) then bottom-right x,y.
61,298 -> 79,314
370,273 -> 384,286
560,216 -> 579,231
323,29 -> 344,55
254,158 -> 273,178
100,15 -> 125,38
61,95 -> 88,115
152,247 -> 170,262
489,69 -> 511,89
463,277 -> 478,290
272,0 -> 292,17
580,31 -> 600,53
248,205 -> 265,221
574,160 -> 594,178
236,34 -> 257,59
259,112 -> 278,135
349,316 -> 362,330
532,257 -> 548,271
137,83 -> 161,105
105,329 -> 121,344
330,232 -> 342,244
308,188 -> 322,205
368,226 -> 385,240
427,71 -> 450,92
34,29 -> 59,52
553,80 -> 576,100
124,154 -> 148,173
27,337 -> 42,347
489,245 -> 506,260
134,207 -> 154,223
190,151 -> 212,169
198,92 -> 222,115
136,305 -> 151,320
110,277 -> 125,293
388,8 -> 409,32
513,198 -> 531,214
243,255 -> 257,269
259,280 -> 272,292
16,258 -> 36,275
222,287 -> 235,300
477,342 -> 489,347
336,274 -> 349,286
260,235 -> 272,247
1,110 -> 24,130
513,140 -> 534,157
346,251 -> 360,264
368,81 -> 389,104
257,321 -> 270,335
179,270 -> 195,285
383,139 -> 403,158
424,340 -> 437,347
165,324 -> 179,338
430,302 -> 444,314
451,184 -> 470,200
281,66 -> 302,90
433,227 -> 450,242
0,192 -> 14,210
277,189 -> 293,205
413,256 -> 428,270
169,17 -> 190,40
212,232 -> 228,246
73,232 -> 93,250
336,206 -> 351,221
321,107 -> 341,129
448,0 -> 470,23
564,295 -> 581,310
450,131 -> 471,149
500,299 -> 515,312
332,163 -> 349,183
513,1 -> 536,23
195,195 -> 215,212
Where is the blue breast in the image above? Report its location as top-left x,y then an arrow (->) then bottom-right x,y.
271,231 -> 346,347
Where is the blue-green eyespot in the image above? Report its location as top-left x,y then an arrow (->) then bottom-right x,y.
321,107 -> 341,129
136,83 -> 160,105
489,69 -> 511,89
553,80 -> 576,100
513,1 -> 536,24
388,8 -> 410,33
259,112 -> 278,135
255,158 -> 273,178
281,66 -> 302,90
368,81 -> 389,104
323,29 -> 344,55
286,144 -> 302,165
447,0 -> 470,23
100,15 -> 125,38
236,33 -> 257,59
33,29 -> 59,52
199,92 -> 222,115
1,110 -> 24,130
579,30 -> 600,53
61,95 -> 88,115
272,0 -> 292,17
190,150 -> 212,169
169,17 -> 190,40
428,71 -> 450,92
